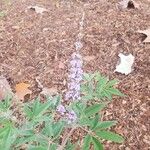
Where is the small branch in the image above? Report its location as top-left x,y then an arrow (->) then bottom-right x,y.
80,126 -> 102,141
57,127 -> 76,150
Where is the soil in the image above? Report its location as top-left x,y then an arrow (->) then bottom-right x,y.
0,0 -> 150,150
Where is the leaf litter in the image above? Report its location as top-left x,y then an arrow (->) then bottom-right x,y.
119,0 -> 140,9
137,28 -> 150,43
28,6 -> 48,14
15,82 -> 32,100
0,0 -> 149,149
115,53 -> 135,75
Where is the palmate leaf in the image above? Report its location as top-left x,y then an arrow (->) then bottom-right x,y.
0,95 -> 12,112
95,130 -> 124,143
84,103 -> 106,117
0,122 -> 16,150
32,98 -> 51,117
92,137 -> 103,150
93,72 -> 124,100
24,98 -> 51,120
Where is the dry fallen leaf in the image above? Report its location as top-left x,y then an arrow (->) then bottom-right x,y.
115,53 -> 135,75
28,6 -> 48,14
0,76 -> 13,100
119,0 -> 140,9
15,83 -> 32,100
137,29 -> 150,43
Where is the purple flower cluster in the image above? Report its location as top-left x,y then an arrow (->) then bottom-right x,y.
57,52 -> 83,124
65,52 -> 83,101
66,110 -> 77,124
56,104 -> 77,124
56,104 -> 66,115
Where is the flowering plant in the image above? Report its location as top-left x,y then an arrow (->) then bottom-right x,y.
0,53 -> 124,150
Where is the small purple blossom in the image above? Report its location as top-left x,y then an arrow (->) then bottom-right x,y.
56,104 -> 66,115
75,41 -> 83,51
66,110 -> 77,124
65,52 -> 83,101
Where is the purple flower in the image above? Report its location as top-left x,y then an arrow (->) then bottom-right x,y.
65,52 -> 83,101
66,110 -> 77,124
75,41 -> 83,51
56,104 -> 66,115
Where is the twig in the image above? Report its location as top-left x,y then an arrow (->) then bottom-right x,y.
80,126 -> 102,141
57,127 -> 76,150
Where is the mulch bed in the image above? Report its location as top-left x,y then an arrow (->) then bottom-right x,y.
0,0 -> 150,149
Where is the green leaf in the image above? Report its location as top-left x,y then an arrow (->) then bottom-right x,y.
42,121 -> 54,137
52,95 -> 61,107
18,129 -> 34,136
85,103 -> 106,117
53,121 -> 64,139
96,76 -> 108,95
94,72 -> 102,81
24,105 -> 33,119
79,117 -> 93,127
107,79 -> 118,86
107,88 -> 124,97
95,130 -> 124,143
0,95 -> 12,111
28,145 -> 47,150
94,121 -> 117,130
82,135 -> 92,150
81,95 -> 93,101
14,135 -> 36,147
49,143 -> 57,150
83,73 -> 95,81
24,98 -> 51,120
65,140 -> 76,150
32,134 -> 48,146
0,123 -> 16,150
92,137 -> 103,150
90,114 -> 100,129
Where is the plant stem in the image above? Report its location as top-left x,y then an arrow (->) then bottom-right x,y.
80,126 -> 101,141
57,127 -> 76,150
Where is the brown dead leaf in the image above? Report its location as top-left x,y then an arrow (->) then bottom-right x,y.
0,76 -> 13,100
15,83 -> 32,100
137,29 -> 150,43
119,0 -> 140,9
28,6 -> 48,14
